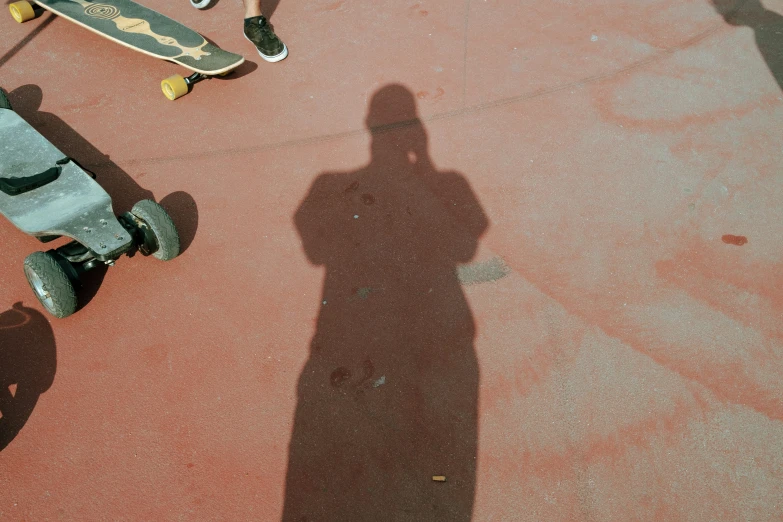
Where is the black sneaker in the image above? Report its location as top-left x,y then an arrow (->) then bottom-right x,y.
243,16 -> 288,62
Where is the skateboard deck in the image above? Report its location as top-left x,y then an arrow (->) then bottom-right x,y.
26,0 -> 244,75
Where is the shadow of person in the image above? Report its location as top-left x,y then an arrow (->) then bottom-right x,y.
712,0 -> 783,89
4,85 -> 199,305
284,84 -> 488,521
0,302 -> 56,452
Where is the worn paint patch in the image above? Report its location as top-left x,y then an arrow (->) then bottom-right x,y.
457,256 -> 510,286
721,234 -> 748,246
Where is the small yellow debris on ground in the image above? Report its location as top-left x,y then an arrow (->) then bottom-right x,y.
432,476 -> 446,482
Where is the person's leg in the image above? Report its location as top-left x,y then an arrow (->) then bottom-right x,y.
243,0 -> 288,62
244,0 -> 262,18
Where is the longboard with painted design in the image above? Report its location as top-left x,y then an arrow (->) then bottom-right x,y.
9,0 -> 245,100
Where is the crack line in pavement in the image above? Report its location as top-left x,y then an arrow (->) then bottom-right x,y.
87,10 -> 742,169
462,0 -> 471,107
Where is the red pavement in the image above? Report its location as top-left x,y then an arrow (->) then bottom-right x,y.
2,0 -> 783,519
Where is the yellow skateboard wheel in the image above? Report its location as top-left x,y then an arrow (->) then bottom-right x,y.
9,1 -> 36,23
161,75 -> 188,101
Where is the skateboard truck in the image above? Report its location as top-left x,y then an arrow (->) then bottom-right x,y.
161,70 -> 232,100
184,72 -> 208,87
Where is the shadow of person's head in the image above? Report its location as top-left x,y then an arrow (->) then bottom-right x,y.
365,83 -> 419,128
0,302 -> 57,451
365,84 -> 430,168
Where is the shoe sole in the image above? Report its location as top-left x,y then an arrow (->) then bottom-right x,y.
244,34 -> 288,62
191,0 -> 211,9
